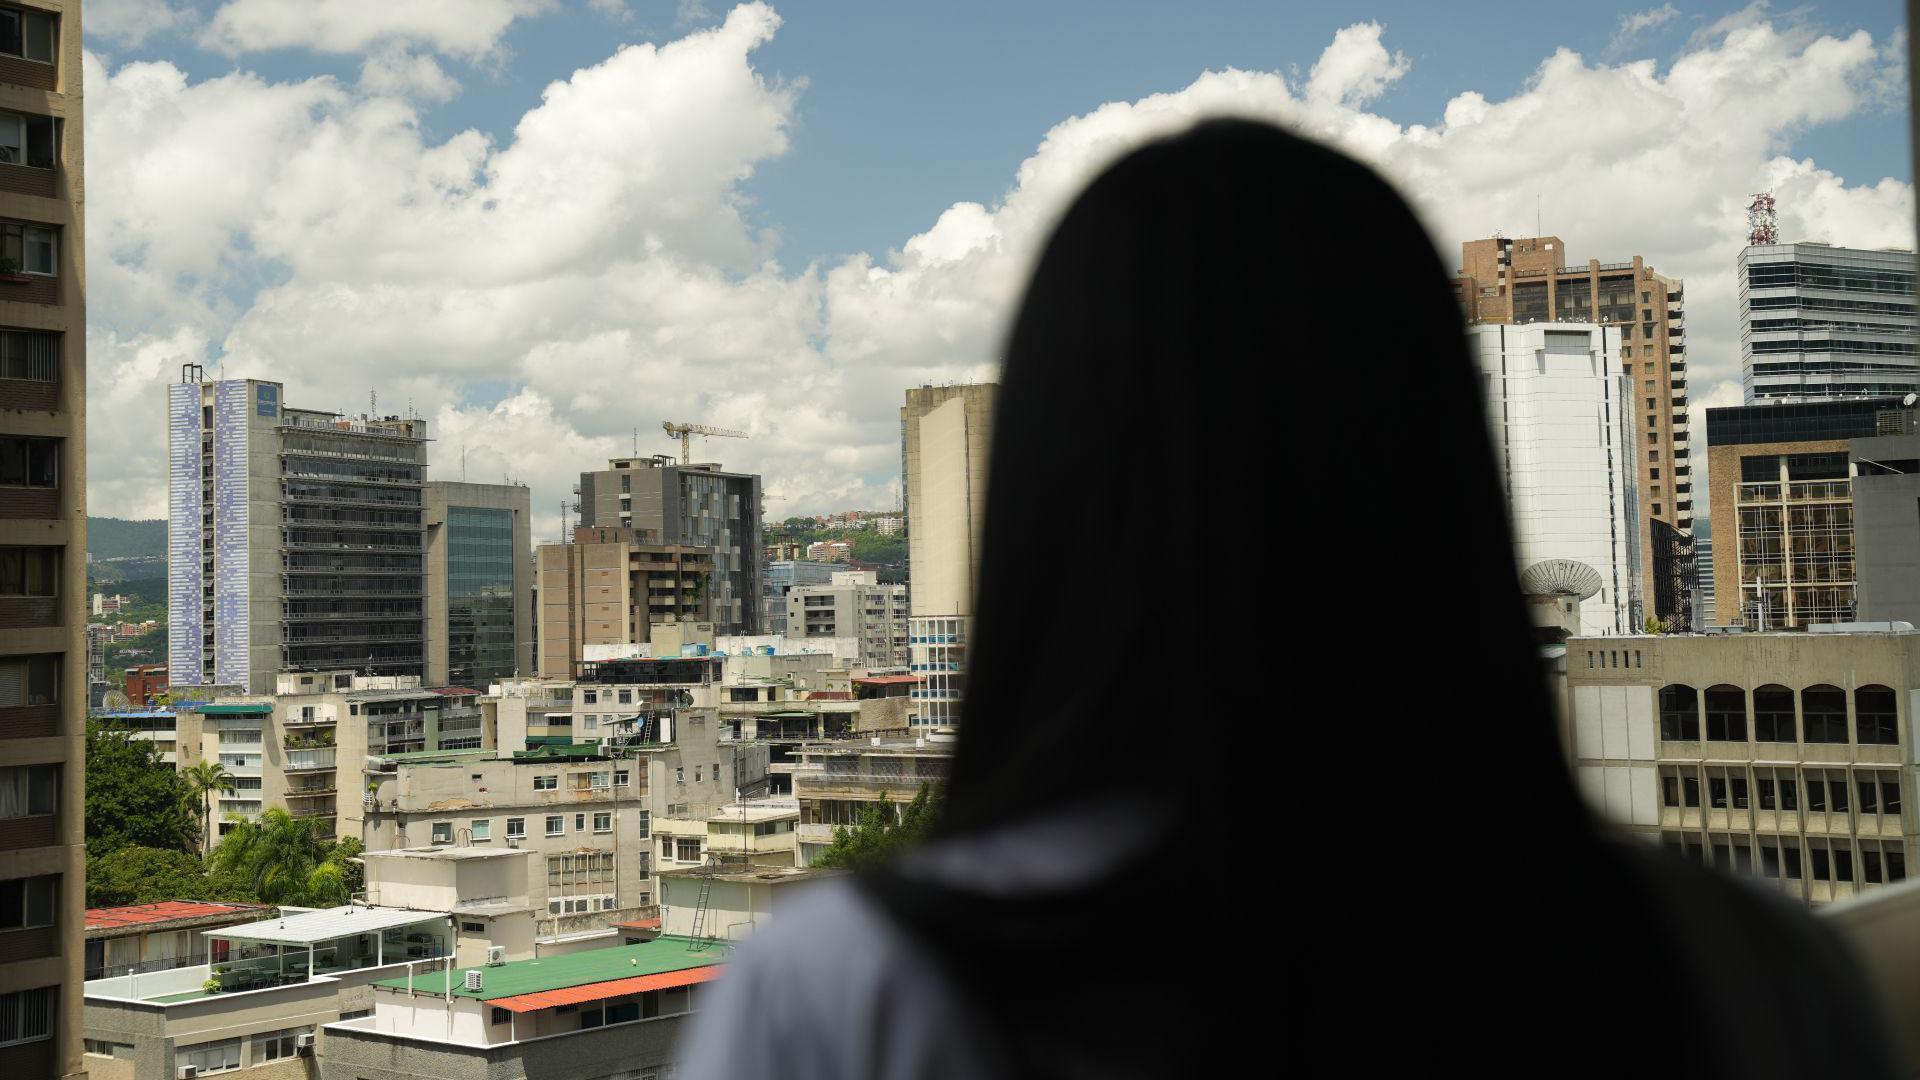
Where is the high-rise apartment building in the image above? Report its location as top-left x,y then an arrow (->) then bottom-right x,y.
1467,323 -> 1642,635
535,526 -> 714,678
787,570 -> 908,668
167,377 -> 428,692
575,457 -> 761,635
762,559 -> 837,634
0,3 -> 83,1074
424,481 -> 532,688
901,384 -> 995,726
1739,243 -> 1918,403
1456,237 -> 1690,625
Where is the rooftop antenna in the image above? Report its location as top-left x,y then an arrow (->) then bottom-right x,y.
369,389 -> 377,417
1747,192 -> 1778,247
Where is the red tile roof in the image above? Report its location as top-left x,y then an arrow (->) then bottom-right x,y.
805,691 -> 853,701
854,675 -> 921,686
488,965 -> 719,1013
86,901 -> 265,932
430,686 -> 481,696
613,917 -> 662,931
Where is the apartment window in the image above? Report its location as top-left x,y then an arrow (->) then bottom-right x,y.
1753,685 -> 1796,742
0,437 -> 54,488
695,766 -> 703,783
676,767 -> 685,784
0,874 -> 55,930
534,775 -> 557,791
83,1039 -> 133,1058
1646,398 -> 1655,410
0,547 -> 53,596
1650,468 -> 1661,480
471,818 -> 491,841
582,714 -> 598,730
0,330 -> 55,382
461,921 -> 484,932
1857,685 -> 1899,744
570,773 -> 592,792
0,7 -> 54,64
492,1007 -> 510,1025
253,1027 -> 309,1063
0,763 -> 53,817
0,222 -> 53,275
1803,686 -> 1849,743
1651,450 -> 1660,462
546,815 -> 564,836
614,770 -> 630,787
582,690 -> 597,704
177,1037 -> 242,1074
0,112 -> 51,171
594,812 -> 612,833
0,987 -> 50,1049
1704,686 -> 1746,741
506,817 -> 525,838
676,838 -> 701,861
618,689 -> 633,704
431,821 -> 453,844
575,813 -> 586,831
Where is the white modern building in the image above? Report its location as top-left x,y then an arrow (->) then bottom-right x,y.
1740,242 -> 1919,403
1470,322 -> 1642,635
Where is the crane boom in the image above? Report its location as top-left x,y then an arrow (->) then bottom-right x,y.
662,421 -> 749,465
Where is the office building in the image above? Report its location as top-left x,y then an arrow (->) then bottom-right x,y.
786,570 -> 908,667
762,559 -> 837,634
575,457 -> 762,635
425,481 -> 531,688
1693,520 -> 1716,629
536,526 -> 714,678
1456,237 -> 1690,626
1569,627 -> 1920,906
1848,411 -> 1920,625
167,377 -> 429,692
902,384 -> 995,725
1467,322 -> 1642,634
1704,397 -> 1905,630
1739,243 -> 1918,403
0,3 -> 85,1075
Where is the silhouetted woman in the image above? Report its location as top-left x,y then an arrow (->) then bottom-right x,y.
680,119 -> 1902,1078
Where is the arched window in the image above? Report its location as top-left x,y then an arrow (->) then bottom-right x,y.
1803,685 -> 1848,744
1659,684 -> 1699,741
1857,685 -> 1898,745
1704,685 -> 1747,741
1753,685 -> 1796,742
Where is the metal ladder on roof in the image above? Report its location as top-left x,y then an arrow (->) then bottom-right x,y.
687,872 -> 715,951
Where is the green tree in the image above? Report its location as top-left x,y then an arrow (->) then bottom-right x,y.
86,846 -> 212,907
84,720 -> 198,860
209,809 -> 363,906
181,760 -> 237,854
811,784 -> 942,870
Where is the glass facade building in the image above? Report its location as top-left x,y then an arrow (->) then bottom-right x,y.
445,506 -> 517,686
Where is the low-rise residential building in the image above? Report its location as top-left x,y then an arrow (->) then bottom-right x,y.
92,709 -> 179,764
1569,626 -> 1920,905
788,733 -> 954,863
363,746 -> 656,931
83,904 -> 458,1079
84,901 -> 271,981
653,799 -> 799,872
656,865 -> 833,941
321,938 -> 724,1079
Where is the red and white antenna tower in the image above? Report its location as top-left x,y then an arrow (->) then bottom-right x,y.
1746,192 -> 1778,246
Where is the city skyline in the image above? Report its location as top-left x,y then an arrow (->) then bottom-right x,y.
79,2 -> 1917,541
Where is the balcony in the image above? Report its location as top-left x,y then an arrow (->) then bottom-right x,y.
285,748 -> 337,771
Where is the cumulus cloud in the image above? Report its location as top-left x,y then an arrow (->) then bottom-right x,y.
358,47 -> 461,102
201,0 -> 556,59
87,0 -> 196,47
84,4 -> 1913,537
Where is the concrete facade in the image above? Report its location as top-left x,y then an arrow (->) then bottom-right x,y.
786,570 -> 908,667
575,458 -> 762,636
901,384 -> 995,726
1455,236 -> 1690,625
424,481 -> 533,689
1852,426 -> 1920,625
536,527 -> 714,678
1569,629 -> 1920,906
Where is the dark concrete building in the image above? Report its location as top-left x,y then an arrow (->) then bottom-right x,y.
576,457 -> 762,635
1852,412 -> 1920,624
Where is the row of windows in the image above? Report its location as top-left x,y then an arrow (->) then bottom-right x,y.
1658,684 -> 1896,745
1660,767 -> 1902,816
1749,293 -> 1917,316
465,809 -> 648,841
1664,832 -> 1908,885
1747,262 -> 1916,293
1750,338 -> 1917,356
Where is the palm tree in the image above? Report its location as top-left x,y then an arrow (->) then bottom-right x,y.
209,808 -> 356,906
182,760 -> 236,855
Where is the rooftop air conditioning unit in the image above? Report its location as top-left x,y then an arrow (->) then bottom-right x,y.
295,1032 -> 316,1053
465,969 -> 484,992
178,1068 -> 199,1079
486,945 -> 507,966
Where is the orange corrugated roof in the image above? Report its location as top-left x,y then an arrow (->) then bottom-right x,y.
854,675 -> 920,686
86,901 -> 263,932
613,917 -> 662,930
488,965 -> 720,1012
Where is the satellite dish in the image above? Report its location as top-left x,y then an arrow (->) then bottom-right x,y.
1903,393 -> 1916,407
101,690 -> 131,711
1520,559 -> 1604,601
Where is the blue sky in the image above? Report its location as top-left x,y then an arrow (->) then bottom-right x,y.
94,1 -> 1911,268
83,0 -> 1917,525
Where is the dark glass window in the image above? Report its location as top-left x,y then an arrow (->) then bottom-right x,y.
1704,686 -> 1746,741
1802,686 -> 1849,743
1753,685 -> 1796,741
1659,684 -> 1699,740
1857,686 -> 1898,744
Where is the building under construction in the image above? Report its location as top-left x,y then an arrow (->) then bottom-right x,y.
1454,235 -> 1690,628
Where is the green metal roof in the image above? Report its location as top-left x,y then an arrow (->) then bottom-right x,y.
369,747 -> 498,764
193,704 -> 274,716
376,938 -> 726,1001
513,742 -> 606,759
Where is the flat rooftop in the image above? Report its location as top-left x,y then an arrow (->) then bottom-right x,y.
364,846 -> 527,862
656,865 -> 834,885
86,900 -> 268,936
707,801 -> 800,823
205,904 -> 448,946
377,937 -> 723,1004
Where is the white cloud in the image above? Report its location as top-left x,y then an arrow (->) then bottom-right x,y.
359,47 -> 460,102
1610,4 -> 1682,55
202,0 -> 556,59
84,5 -> 1913,538
87,0 -> 196,47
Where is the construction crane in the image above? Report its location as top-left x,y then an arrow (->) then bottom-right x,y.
662,421 -> 747,465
